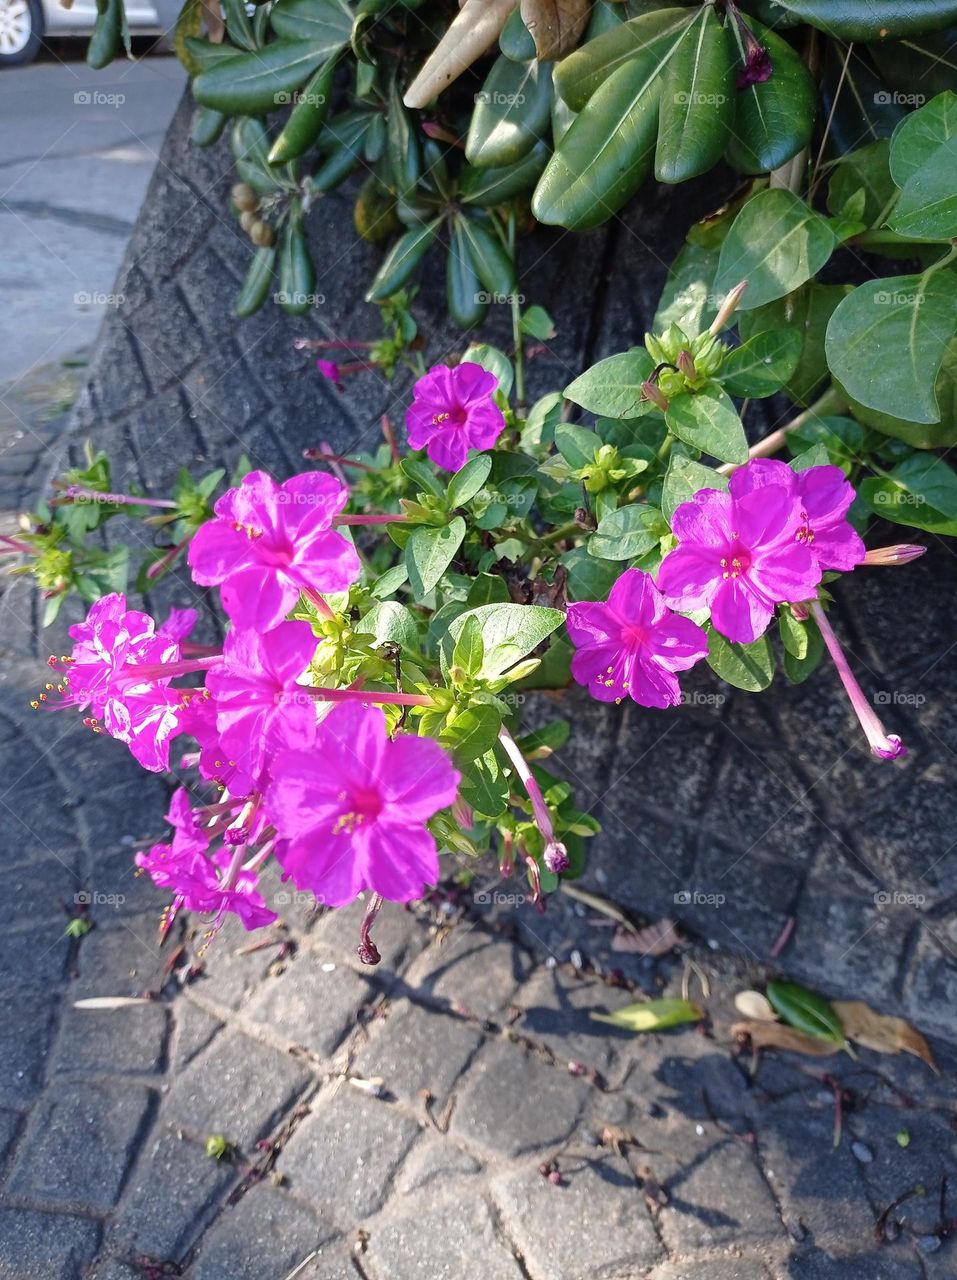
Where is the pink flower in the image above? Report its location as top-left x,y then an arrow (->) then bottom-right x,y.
317,359 -> 341,384
729,460 -> 865,572
187,470 -> 361,631
566,569 -> 709,707
177,690 -> 257,797
405,363 -> 505,472
204,621 -> 319,784
266,702 -> 460,906
657,481 -> 822,644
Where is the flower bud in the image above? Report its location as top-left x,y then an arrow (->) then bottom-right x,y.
641,381 -> 670,412
862,544 -> 926,566
544,841 -> 570,875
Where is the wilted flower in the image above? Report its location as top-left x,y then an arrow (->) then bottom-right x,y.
405,363 -> 505,472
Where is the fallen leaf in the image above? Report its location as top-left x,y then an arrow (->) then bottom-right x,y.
592,998 -> 702,1033
404,0 -> 514,109
734,990 -> 778,1022
520,0 -> 591,59
833,1000 -> 938,1073
732,1020 -> 842,1058
73,996 -> 153,1009
611,917 -> 682,956
767,979 -> 845,1044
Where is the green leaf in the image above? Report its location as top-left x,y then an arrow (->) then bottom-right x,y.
589,504 -> 667,560
778,607 -> 809,659
665,385 -> 748,464
655,4 -> 733,183
653,238 -> 720,337
448,603 -> 565,680
466,55 -> 553,168
459,749 -> 510,819
564,348 -> 655,418
234,246 -> 276,318
500,4 -> 537,60
739,282 -> 851,407
774,1 -> 957,41
706,626 -> 775,692
401,457 -> 444,498
462,343 -> 514,399
787,415 -> 870,475
887,91 -> 957,241
555,422 -> 601,468
825,269 -> 957,424
859,454 -> 957,536
270,0 -> 353,44
448,455 -> 493,508
827,139 -> 895,228
446,221 -> 487,329
553,8 -> 692,112
355,601 -> 419,650
766,979 -> 845,1043
783,614 -> 824,684
268,57 -> 337,164
725,19 -> 816,175
194,39 -> 332,115
457,216 -> 517,299
370,563 -> 409,598
714,189 -> 836,312
520,305 -> 556,340
561,545 -> 622,602
439,703 -> 503,762
406,518 -> 466,596
467,572 -> 511,607
721,329 -> 802,398
458,141 -> 549,206
531,46 -> 665,231
591,998 -> 703,1032
365,218 -> 442,302
661,454 -> 728,523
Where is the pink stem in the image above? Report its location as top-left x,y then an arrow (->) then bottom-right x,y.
333,513 -> 409,526
304,687 -> 433,707
60,486 -> 177,510
304,588 -> 335,620
809,602 -> 906,760
381,415 -> 401,464
0,535 -> 32,554
119,654 -> 221,683
498,726 -> 569,873
146,533 -> 191,580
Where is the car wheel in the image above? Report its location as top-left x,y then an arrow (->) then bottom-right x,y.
0,0 -> 42,66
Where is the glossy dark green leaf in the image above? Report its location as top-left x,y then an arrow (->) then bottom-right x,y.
825,270 -> 957,423
725,19 -> 816,174
721,329 -> 802,398
661,454 -> 727,523
448,455 -> 493,508
232,118 -> 285,193
655,4 -> 733,183
774,1 -> 957,41
500,4 -> 538,60
553,8 -> 692,112
466,56 -> 554,168
787,415 -> 871,475
665,385 -> 749,464
706,627 -> 775,692
270,0 -> 353,46
458,216 -> 518,298
446,221 -> 488,329
827,139 -> 896,226
783,614 -> 824,683
387,79 -> 422,201
533,52 -> 664,230
859,454 -> 957,535
739,282 -> 851,407
887,91 -> 957,241
654,239 -> 720,336
561,546 -> 622,602
194,40 -> 330,115
440,703 -> 503,763
459,749 -> 510,820
838,341 -> 957,448
365,217 -> 442,302
459,141 -> 549,206
406,517 -> 467,596
277,208 -> 316,314
868,25 -> 957,103
714,189 -> 836,311
223,0 -> 258,50
191,106 -> 228,147
183,36 -> 241,71
268,58 -> 337,164
766,980 -> 844,1043
234,246 -> 276,317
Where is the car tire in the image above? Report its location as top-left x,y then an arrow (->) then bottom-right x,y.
0,0 -> 42,66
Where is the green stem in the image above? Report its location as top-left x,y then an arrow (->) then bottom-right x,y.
507,212 -> 526,415
539,520 -> 583,546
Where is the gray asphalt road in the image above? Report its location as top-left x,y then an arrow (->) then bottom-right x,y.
0,55 -> 187,385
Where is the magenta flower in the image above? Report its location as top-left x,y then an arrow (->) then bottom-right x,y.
177,690 -> 257,798
566,569 -> 709,707
729,460 -> 865,572
266,702 -> 460,906
187,470 -> 361,631
317,359 -> 341,385
405,363 -> 505,472
657,482 -> 822,644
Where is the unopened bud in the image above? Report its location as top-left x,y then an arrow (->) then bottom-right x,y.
863,544 -> 926,566
676,350 -> 697,381
708,281 -> 748,335
641,380 -> 670,412
543,841 -> 570,875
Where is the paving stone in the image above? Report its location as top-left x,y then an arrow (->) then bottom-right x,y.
1,854 -> 80,927
71,913 -> 173,999
189,1184 -> 329,1280
510,966 -> 636,1076
785,1248 -> 923,1279
364,1196 -> 524,1280
111,1128 -> 236,1261
648,1258 -> 774,1280
354,998 -> 483,1108
51,1001 -> 168,1075
852,765 -> 957,906
756,1100 -> 877,1256
88,1262 -> 140,1280
165,1030 -> 311,1150
245,949 -> 378,1059
0,1109 -> 21,1171
412,932 -> 534,1022
494,1154 -> 663,1278
0,990 -> 58,1106
451,1038 -> 591,1159
0,920 -> 69,990
171,998 -> 223,1073
10,1080 -> 153,1212
0,1209 -> 100,1280
656,1137 -> 782,1255
847,1106 -> 957,1238
278,1088 -> 420,1223
394,1134 -> 483,1196
902,932 -> 957,1039
190,914 -> 286,1011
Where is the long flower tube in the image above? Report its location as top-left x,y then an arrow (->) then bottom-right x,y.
498,725 -> 570,873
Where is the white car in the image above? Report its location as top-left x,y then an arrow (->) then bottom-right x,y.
0,0 -> 167,66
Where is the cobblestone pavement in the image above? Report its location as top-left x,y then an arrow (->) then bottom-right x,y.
1,93 -> 956,1279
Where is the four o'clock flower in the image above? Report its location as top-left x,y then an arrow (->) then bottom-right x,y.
187,470 -> 361,631
405,363 -> 506,472
266,702 -> 460,906
657,481 -> 822,644
566,569 -> 709,707
205,621 -> 319,785
729,460 -> 866,572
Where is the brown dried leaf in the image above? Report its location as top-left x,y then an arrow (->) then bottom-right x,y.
404,0 -> 514,109
611,917 -> 683,956
520,0 -> 591,59
732,1020 -> 842,1058
734,990 -> 778,1022
833,1000 -> 938,1073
